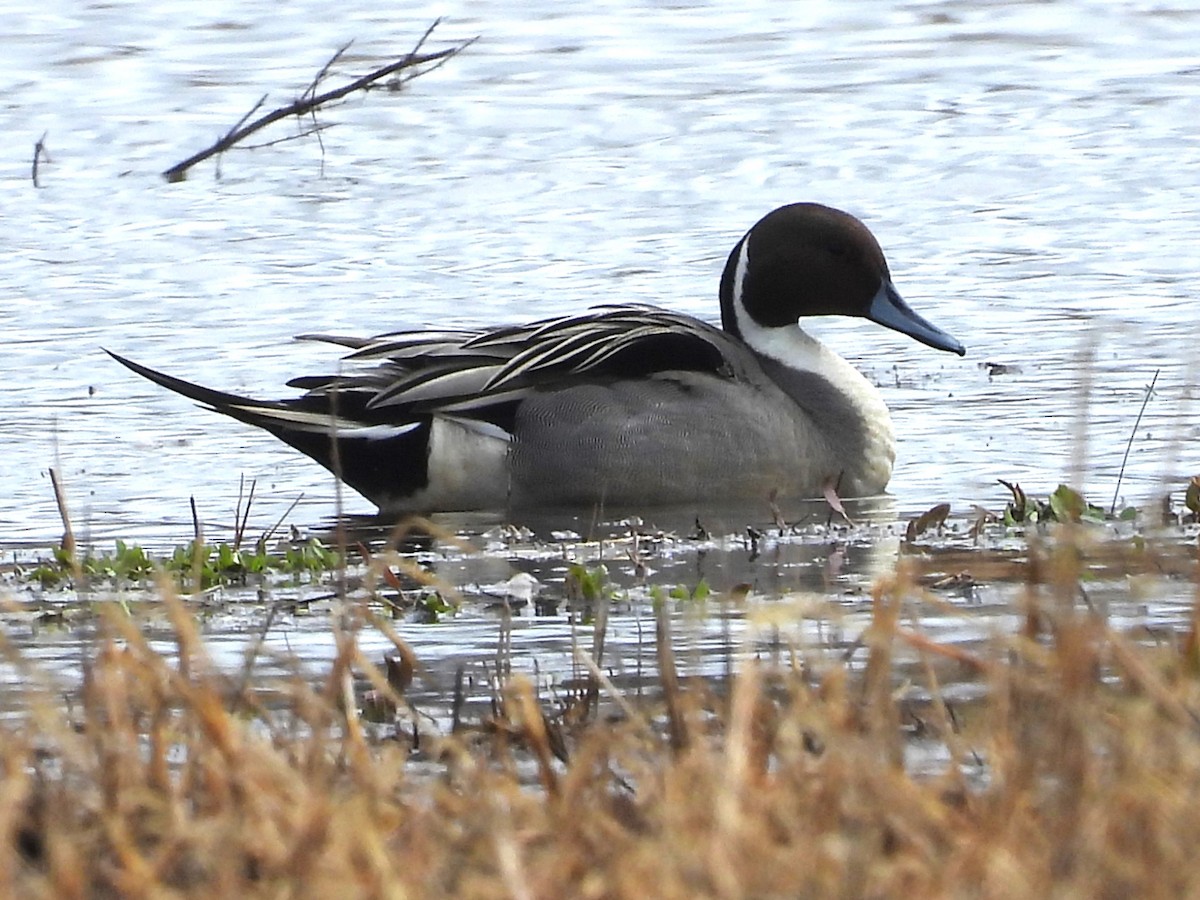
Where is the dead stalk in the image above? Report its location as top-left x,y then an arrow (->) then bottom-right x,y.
655,596 -> 688,752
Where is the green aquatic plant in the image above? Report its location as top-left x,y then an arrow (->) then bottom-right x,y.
26,537 -> 343,591
28,539 -> 156,589
648,579 -> 712,608
414,591 -> 455,622
566,563 -> 611,606
668,580 -> 712,603
1001,481 -> 1112,527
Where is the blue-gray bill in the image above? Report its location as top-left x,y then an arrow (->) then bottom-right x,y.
867,281 -> 966,356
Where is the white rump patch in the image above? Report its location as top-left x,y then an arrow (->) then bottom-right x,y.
403,415 -> 512,510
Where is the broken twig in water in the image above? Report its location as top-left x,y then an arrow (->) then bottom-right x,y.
163,19 -> 474,182
32,131 -> 49,187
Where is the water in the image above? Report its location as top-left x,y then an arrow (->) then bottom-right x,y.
1,0 -> 1196,545
6,515 -> 1192,736
2,1 -> 1198,717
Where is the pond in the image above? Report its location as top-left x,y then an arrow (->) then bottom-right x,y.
1,0 -> 1197,716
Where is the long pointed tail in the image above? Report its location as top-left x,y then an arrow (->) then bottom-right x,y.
107,349 -> 273,416
106,349 -> 432,508
105,349 -> 366,435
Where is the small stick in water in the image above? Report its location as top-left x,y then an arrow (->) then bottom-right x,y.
49,467 -> 75,558
32,131 -> 50,187
1110,369 -> 1160,516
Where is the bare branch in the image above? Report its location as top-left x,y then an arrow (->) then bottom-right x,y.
163,20 -> 475,182
379,20 -> 464,92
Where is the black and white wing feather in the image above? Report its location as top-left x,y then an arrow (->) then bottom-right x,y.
292,304 -> 733,424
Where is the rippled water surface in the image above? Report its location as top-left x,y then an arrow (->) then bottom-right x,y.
2,1 -> 1198,706
3,0 -> 1198,544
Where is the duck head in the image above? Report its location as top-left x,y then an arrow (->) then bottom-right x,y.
720,202 -> 966,356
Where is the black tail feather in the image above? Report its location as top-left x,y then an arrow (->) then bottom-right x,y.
106,349 -> 291,420
105,349 -> 432,507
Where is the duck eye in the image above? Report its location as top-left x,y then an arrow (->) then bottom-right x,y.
826,240 -> 848,258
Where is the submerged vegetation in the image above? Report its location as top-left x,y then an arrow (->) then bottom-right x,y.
1,478 -> 1198,895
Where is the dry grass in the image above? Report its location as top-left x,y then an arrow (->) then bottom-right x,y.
3,524 -> 1200,898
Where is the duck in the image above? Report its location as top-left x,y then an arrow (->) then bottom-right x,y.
108,202 -> 965,514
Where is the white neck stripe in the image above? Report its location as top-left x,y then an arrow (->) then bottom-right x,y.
732,233 -> 750,317
730,233 -> 827,375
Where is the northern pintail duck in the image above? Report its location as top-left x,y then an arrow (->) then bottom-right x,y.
110,203 -> 965,513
